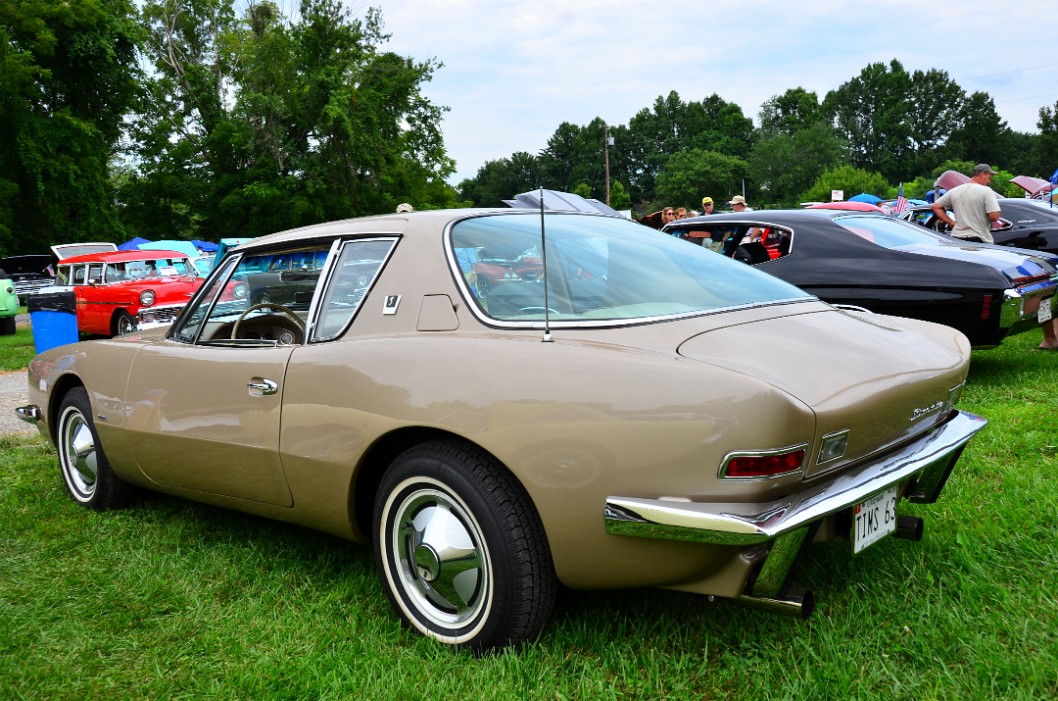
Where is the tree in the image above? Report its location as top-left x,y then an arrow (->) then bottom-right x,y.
1030,100 -> 1058,178
654,149 -> 748,211
799,165 -> 890,204
457,152 -> 542,207
757,88 -> 825,136
0,0 -> 142,254
750,121 -> 848,207
824,60 -> 915,181
903,68 -> 966,168
947,92 -> 1009,167
537,119 -> 610,198
124,0 -> 453,239
624,92 -> 753,203
608,181 -> 631,211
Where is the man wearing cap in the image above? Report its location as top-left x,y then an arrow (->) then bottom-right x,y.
728,195 -> 750,212
930,164 -> 1001,243
701,197 -> 715,215
728,195 -> 765,242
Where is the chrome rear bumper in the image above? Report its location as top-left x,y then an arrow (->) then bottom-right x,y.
605,409 -> 985,615
604,409 -> 986,546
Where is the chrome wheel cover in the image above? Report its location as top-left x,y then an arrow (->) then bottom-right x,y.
385,479 -> 492,635
59,405 -> 98,502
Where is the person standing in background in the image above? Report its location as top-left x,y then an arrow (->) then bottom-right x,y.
930,164 -> 1000,243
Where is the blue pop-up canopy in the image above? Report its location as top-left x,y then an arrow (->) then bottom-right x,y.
848,193 -> 883,204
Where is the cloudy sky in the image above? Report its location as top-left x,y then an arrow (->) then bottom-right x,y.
363,0 -> 1058,184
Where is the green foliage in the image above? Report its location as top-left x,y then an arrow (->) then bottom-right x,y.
655,149 -> 748,211
457,151 -> 542,207
750,121 -> 848,206
1032,100 -> 1058,178
800,164 -> 891,203
0,320 -> 36,371
123,0 -> 453,239
0,0 -> 142,255
608,180 -> 631,210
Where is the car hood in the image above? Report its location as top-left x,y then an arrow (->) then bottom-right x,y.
677,307 -> 970,479
895,242 -> 1056,281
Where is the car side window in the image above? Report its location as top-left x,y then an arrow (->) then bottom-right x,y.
170,244 -> 332,346
313,238 -> 396,341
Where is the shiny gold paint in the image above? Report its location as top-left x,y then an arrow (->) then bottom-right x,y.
24,210 -> 974,596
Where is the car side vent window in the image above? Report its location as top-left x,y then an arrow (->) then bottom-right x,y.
313,238 -> 397,341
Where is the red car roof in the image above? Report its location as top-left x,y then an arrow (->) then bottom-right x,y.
58,249 -> 190,265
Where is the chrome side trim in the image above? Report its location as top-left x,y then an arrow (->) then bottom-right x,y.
604,410 -> 986,546
16,404 -> 42,424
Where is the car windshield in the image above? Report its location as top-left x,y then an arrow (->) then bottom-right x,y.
832,215 -> 952,249
450,213 -> 811,323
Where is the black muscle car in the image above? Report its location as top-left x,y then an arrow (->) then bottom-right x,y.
664,209 -> 1057,349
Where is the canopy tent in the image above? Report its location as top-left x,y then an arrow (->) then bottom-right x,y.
119,237 -> 151,250
120,237 -> 218,255
504,189 -> 622,217
847,193 -> 883,204
139,240 -> 204,259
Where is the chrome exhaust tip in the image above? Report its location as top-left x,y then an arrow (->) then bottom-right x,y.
738,588 -> 815,620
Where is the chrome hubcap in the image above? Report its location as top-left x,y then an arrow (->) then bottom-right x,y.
61,409 -> 98,499
392,487 -> 489,628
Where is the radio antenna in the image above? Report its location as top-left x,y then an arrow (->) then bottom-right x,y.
539,187 -> 553,343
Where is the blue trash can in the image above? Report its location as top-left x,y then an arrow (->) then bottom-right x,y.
28,287 -> 79,353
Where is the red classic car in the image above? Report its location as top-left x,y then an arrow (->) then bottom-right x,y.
54,249 -> 206,336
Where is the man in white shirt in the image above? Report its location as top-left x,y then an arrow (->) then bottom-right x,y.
930,164 -> 1001,243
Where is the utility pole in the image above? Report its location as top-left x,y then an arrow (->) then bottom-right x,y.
604,125 -> 613,205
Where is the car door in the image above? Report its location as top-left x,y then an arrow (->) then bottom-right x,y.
124,342 -> 296,505
123,243 -> 337,506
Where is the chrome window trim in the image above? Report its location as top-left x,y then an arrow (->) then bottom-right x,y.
443,211 -> 816,330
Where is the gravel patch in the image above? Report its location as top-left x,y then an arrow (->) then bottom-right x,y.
0,369 -> 35,437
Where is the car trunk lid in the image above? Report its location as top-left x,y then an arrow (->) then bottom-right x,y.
676,307 -> 969,480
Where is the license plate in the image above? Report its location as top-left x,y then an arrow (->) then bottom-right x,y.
1039,297 -> 1053,324
852,486 -> 897,554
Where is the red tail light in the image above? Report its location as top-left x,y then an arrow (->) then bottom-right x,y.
979,293 -> 993,320
722,448 -> 806,479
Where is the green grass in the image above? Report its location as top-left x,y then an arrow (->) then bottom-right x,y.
1,330 -> 1056,700
0,315 -> 36,371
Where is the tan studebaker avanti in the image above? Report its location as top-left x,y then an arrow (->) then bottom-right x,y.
18,209 -> 986,649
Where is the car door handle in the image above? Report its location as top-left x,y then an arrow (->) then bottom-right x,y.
247,378 -> 278,396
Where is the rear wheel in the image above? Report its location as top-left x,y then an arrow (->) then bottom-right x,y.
373,441 -> 556,650
0,316 -> 15,336
56,387 -> 135,510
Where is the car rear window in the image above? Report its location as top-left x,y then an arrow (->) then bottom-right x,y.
450,213 -> 811,324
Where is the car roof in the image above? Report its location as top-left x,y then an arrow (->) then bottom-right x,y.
57,249 -> 191,265
227,208 -> 563,255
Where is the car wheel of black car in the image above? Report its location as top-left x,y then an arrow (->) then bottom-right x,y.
373,440 -> 556,650
0,316 -> 15,336
112,310 -> 135,336
56,387 -> 135,511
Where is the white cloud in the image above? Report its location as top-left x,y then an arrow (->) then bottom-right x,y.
366,0 -> 1058,183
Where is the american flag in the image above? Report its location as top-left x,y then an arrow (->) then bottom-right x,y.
893,183 -> 908,216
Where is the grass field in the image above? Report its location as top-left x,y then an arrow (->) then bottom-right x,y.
1,327 -> 1056,700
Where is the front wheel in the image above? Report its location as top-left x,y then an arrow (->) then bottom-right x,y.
373,441 -> 556,650
112,310 -> 135,336
56,387 -> 135,510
